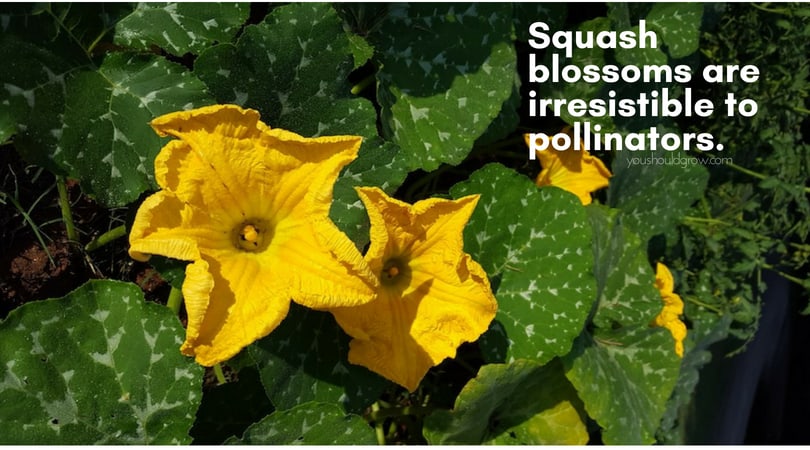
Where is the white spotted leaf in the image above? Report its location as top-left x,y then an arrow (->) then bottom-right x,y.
608,145 -> 709,243
0,34 -> 75,174
330,138 -> 408,250
115,3 -> 249,56
513,3 -> 567,42
374,3 -> 517,171
562,328 -> 680,444
449,164 -> 597,364
562,205 -> 682,444
586,204 -> 663,328
0,280 -> 204,444
195,3 -> 376,139
54,53 -> 214,207
225,402 -> 376,445
423,359 -> 588,444
249,304 -> 388,414
646,3 -> 704,59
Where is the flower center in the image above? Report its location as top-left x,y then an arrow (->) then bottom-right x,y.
233,220 -> 272,252
381,258 -> 408,286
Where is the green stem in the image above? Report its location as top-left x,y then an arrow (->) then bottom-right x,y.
684,295 -> 724,315
725,162 -> 810,194
725,161 -> 767,181
684,216 -> 810,254
56,177 -> 78,243
750,3 -> 791,15
368,404 -> 436,422
792,106 -> 810,114
762,263 -> 808,287
213,363 -> 227,385
682,216 -> 732,227
2,191 -> 55,266
85,225 -> 126,251
166,286 -> 183,315
351,74 -> 375,95
371,402 -> 386,445
699,196 -> 713,219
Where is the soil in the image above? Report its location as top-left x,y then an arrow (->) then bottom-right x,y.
0,146 -> 171,319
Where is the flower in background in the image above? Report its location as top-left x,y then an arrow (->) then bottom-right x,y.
328,187 -> 497,391
525,127 -> 611,205
652,262 -> 687,358
129,104 -> 377,366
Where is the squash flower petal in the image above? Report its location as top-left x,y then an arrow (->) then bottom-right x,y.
525,127 -> 611,205
328,187 -> 498,391
129,104 -> 378,366
652,262 -> 687,358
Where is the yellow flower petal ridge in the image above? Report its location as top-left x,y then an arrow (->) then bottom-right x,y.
328,187 -> 498,391
525,127 -> 612,205
652,262 -> 687,358
128,104 -> 378,366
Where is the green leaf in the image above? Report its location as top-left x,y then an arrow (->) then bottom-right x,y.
0,280 -> 203,444
646,3 -> 704,59
347,33 -> 374,70
190,367 -> 274,444
195,3 -> 376,139
608,145 -> 709,242
424,359 -> 588,444
513,3 -> 567,42
148,256 -> 186,291
656,313 -> 732,443
475,73 -> 521,146
563,328 -> 681,444
586,204 -> 662,328
374,3 -> 517,171
0,4 -> 132,66
249,303 -> 387,414
449,164 -> 596,363
0,107 -> 13,144
55,53 -> 214,207
614,24 -> 668,66
609,3 -> 667,66
563,206 -> 681,444
226,402 -> 376,445
330,138 -> 408,250
0,35 -> 74,173
115,3 -> 249,56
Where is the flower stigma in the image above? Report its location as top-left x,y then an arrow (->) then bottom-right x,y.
233,220 -> 272,252
381,258 -> 407,286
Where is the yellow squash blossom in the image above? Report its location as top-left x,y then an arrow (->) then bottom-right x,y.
129,104 -> 377,366
328,187 -> 498,391
652,262 -> 687,358
525,127 -> 611,205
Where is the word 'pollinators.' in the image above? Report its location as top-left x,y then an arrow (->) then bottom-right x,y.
328,187 -> 498,391
652,263 -> 687,358
129,104 -> 377,366
525,127 -> 611,205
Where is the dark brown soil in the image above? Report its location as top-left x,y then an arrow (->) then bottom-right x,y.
0,145 -> 171,319
0,230 -> 88,315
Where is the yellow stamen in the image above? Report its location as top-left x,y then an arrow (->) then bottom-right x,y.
241,224 -> 259,244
